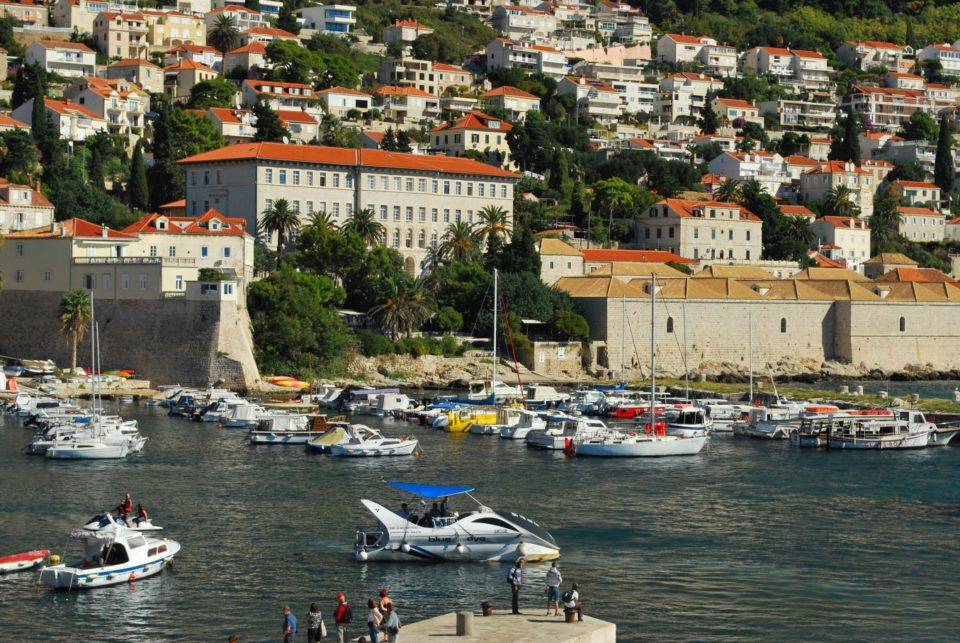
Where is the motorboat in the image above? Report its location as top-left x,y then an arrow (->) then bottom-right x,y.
574,425 -> 709,457
82,512 -> 162,532
499,410 -> 547,440
471,407 -> 519,435
733,406 -> 807,439
789,409 -> 893,447
305,422 -> 351,453
341,387 -> 401,413
558,389 -> 607,415
828,417 -> 934,450
40,517 -> 180,590
0,550 -> 49,574
46,437 -> 130,460
897,410 -> 960,446
354,481 -> 559,562
463,379 -> 524,404
329,425 -> 419,457
525,416 -> 607,450
351,393 -> 415,417
665,408 -> 713,437
700,402 -> 753,432
523,385 -> 571,407
444,407 -> 498,433
249,414 -> 345,444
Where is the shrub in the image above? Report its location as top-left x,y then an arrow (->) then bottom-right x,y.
433,306 -> 463,333
356,329 -> 394,356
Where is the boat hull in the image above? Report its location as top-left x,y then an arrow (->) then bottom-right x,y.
329,440 -> 419,457
0,550 -> 49,574
500,426 -> 533,440
248,431 -> 326,445
40,555 -> 173,590
576,435 -> 708,457
828,431 -> 932,449
929,429 -> 959,447
46,444 -> 129,459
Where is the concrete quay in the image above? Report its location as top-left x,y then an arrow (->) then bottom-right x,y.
396,610 -> 616,642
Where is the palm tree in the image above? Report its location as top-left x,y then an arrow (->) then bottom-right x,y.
713,179 -> 741,203
259,198 -> 301,261
58,289 -> 91,373
306,210 -> 336,233
785,214 -> 814,246
438,220 -> 479,263
475,205 -> 509,248
341,208 -> 385,246
368,276 -> 435,340
208,15 -> 240,55
824,184 -> 861,218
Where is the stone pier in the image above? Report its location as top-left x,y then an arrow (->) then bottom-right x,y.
396,610 -> 616,642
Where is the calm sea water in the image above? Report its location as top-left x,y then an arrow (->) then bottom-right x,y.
1,404 -> 958,642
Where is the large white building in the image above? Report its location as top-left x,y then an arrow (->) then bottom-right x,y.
24,40 -> 96,78
633,198 -> 763,262
178,142 -> 519,275
0,180 -> 55,235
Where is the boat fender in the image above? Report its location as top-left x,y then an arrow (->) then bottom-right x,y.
455,544 -> 465,554
128,572 -> 137,582
49,555 -> 61,565
358,551 -> 369,561
401,543 -> 411,553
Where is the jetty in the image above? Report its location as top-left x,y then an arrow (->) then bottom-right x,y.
397,610 -> 616,642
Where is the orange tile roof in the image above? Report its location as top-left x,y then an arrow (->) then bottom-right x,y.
43,98 -> 103,121
895,180 -> 939,189
31,40 -> 93,52
715,98 -> 756,109
806,250 -> 846,269
564,75 -> 618,93
164,59 -> 216,73
109,58 -> 160,68
316,86 -> 371,97
430,111 -> 512,133
123,210 -> 249,236
580,248 -> 697,264
177,142 -> 519,178
375,85 -> 435,98
384,19 -> 432,30
159,199 -> 186,209
848,40 -> 901,50
874,267 -> 958,284
479,85 -> 538,100
209,5 -> 261,14
783,154 -> 818,166
886,72 -> 922,79
896,206 -> 943,218
98,12 -> 146,21
6,218 -> 136,240
806,160 -> 869,175
792,49 -> 825,59
780,204 -> 815,217
244,26 -> 298,38
816,215 -> 870,230
225,42 -> 267,55
758,46 -> 791,56
208,107 -> 249,124
662,197 -> 761,222
432,62 -> 467,72
849,84 -> 925,99
0,180 -> 52,207
664,33 -> 713,45
276,110 -> 317,124
0,113 -> 29,129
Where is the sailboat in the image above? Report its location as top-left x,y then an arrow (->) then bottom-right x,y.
46,297 -> 137,460
574,273 -> 709,457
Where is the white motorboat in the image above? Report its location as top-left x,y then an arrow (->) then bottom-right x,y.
82,512 -> 162,532
665,408 -> 713,437
329,424 -> 419,457
46,438 -> 130,460
0,550 -> 49,574
220,402 -> 267,429
248,414 -> 321,444
40,518 -> 179,590
558,389 -> 607,415
464,379 -> 524,403
471,407 -> 520,435
575,429 -> 709,457
895,410 -> 960,446
499,410 -> 547,439
354,481 -> 559,562
828,417 -> 934,449
351,393 -> 415,417
523,385 -> 571,406
525,416 -> 607,450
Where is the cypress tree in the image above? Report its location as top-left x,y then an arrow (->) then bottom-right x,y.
699,90 -> 719,135
128,140 -> 150,212
89,146 -> 106,190
253,99 -> 290,143
934,115 -> 955,195
276,0 -> 300,35
30,95 -> 47,142
844,109 -> 861,164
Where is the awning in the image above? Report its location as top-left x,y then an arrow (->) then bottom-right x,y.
386,481 -> 475,499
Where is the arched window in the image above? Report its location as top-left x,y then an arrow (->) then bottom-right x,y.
666,317 -> 674,333
899,316 -> 906,332
780,318 -> 787,333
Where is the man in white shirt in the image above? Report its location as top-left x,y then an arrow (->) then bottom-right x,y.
563,583 -> 583,622
544,562 -> 562,616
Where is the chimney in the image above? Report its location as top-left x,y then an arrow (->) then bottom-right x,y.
66,98 -> 72,105
49,221 -> 57,233
101,224 -> 108,238
60,223 -> 66,238
848,218 -> 854,229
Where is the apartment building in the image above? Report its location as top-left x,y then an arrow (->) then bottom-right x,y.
430,111 -> 512,167
206,107 -> 256,144
743,47 -> 832,91
757,99 -> 836,130
164,59 -> 218,100
571,61 -> 657,113
276,110 -> 319,144
707,151 -> 789,197
242,79 -> 320,117
633,198 -> 763,262
24,41 -> 96,78
52,0 -> 129,32
491,5 -> 558,40
0,0 -> 46,26
485,38 -> 567,79
316,86 -> 372,117
63,76 -> 149,143
810,216 -> 871,271
712,97 -> 762,125
177,142 -> 519,275
894,180 -> 942,209
842,84 -> 930,132
918,43 -> 960,77
203,6 -> 267,32
657,34 -> 737,77
103,58 -> 164,94
0,180 -> 55,235
142,9 -> 206,48
885,71 -> 925,90
222,41 -> 268,79
93,12 -> 149,59
296,4 -> 356,34
837,40 -> 914,73
239,27 -> 299,46
373,85 -> 440,123
558,75 -> 620,124
11,98 -> 108,143
800,161 -> 875,220
897,206 -> 945,241
164,43 -> 222,72
377,58 -> 475,96
382,19 -> 433,45
479,85 -> 541,120
654,72 -> 723,124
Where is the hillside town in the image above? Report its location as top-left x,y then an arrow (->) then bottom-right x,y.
2,0 -> 960,386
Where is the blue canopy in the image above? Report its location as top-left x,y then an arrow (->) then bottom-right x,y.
387,481 -> 475,499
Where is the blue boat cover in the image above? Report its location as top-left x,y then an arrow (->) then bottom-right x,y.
387,481 -> 475,498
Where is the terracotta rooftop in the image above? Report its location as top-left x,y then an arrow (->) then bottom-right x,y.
580,248 -> 697,264
538,238 -> 581,257
6,218 -> 136,240
480,85 -> 538,100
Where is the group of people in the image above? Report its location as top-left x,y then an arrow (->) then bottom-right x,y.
508,559 -> 583,622
115,493 -> 148,528
395,497 -> 455,527
275,589 -> 401,643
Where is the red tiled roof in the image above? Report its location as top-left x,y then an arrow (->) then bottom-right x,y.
806,161 -> 869,175
849,84 -> 925,99
715,98 -> 756,109
43,98 -> 103,121
479,85 -> 538,100
895,180 -> 939,189
0,113 -> 29,129
792,49 -> 825,59
159,199 -> 186,209
225,41 -> 267,55
806,250 -> 846,269
6,218 -> 136,239
780,205 -> 815,217
109,58 -> 160,68
430,111 -> 512,133
580,248 -> 697,264
208,107 -> 249,124
848,40 -> 901,50
783,154 -> 818,166
97,12 -> 146,21
432,62 -> 467,72
123,210 -> 249,236
164,59 -> 216,73
896,206 -> 942,218
31,40 -> 93,52
384,19 -> 432,30
564,75 -> 618,93
664,33 -> 713,45
244,26 -> 298,38
875,267 -> 958,284
276,110 -> 317,124
374,85 -> 435,98
177,142 -> 519,179
816,216 -> 870,230
316,86 -> 371,97
662,197 -> 761,222
209,5 -> 260,14
0,180 -> 52,207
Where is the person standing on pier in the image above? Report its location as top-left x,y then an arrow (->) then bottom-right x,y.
508,558 -> 525,615
544,561 -> 562,616
334,593 -> 352,643
282,605 -> 297,643
306,602 -> 324,643
366,598 -> 382,643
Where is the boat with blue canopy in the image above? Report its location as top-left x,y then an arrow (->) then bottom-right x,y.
354,481 -> 560,562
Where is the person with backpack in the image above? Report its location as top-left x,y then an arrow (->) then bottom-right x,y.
507,558 -> 525,615
562,583 -> 583,622
334,593 -> 352,643
544,561 -> 562,616
380,602 -> 401,642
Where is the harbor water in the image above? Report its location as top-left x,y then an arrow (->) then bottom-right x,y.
1,404 -> 958,641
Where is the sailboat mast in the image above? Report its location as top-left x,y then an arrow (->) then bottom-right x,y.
683,298 -> 689,400
650,273 -> 656,427
492,268 -> 498,402
89,294 -> 98,433
620,295 -> 625,385
748,309 -> 754,404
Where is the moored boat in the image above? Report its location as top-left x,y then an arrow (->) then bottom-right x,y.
328,425 -> 419,457
0,550 -> 49,574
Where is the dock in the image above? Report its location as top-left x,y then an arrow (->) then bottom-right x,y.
396,610 -> 616,642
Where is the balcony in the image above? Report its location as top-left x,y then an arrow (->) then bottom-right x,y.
74,257 -> 160,265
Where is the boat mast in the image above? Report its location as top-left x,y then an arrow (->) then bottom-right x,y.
682,298 -> 689,400
620,295 -> 625,386
492,268 -> 497,403
650,273 -> 656,428
748,309 -> 754,404
89,293 -> 98,435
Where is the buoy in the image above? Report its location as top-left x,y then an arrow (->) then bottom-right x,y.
359,550 -> 368,561
217,423 -> 223,430
401,543 -> 411,553
455,543 -> 465,554
49,555 -> 61,565
128,572 -> 137,582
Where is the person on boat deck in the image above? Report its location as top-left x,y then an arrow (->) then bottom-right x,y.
116,494 -> 133,527
429,503 -> 441,519
440,496 -> 451,516
136,503 -> 148,524
395,503 -> 410,520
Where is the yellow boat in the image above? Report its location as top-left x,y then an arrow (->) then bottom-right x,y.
445,408 -> 498,433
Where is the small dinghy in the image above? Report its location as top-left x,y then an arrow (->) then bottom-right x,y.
0,550 -> 49,574
82,512 -> 162,532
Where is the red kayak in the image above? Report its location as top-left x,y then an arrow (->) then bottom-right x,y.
0,550 -> 49,573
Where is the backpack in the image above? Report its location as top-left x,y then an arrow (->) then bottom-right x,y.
342,604 -> 353,624
507,567 -> 517,584
562,590 -> 573,603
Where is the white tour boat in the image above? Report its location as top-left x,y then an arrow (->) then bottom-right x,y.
328,424 -> 419,457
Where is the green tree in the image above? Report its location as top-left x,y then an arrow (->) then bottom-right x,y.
128,140 -> 149,212
368,276 -> 435,340
871,184 -> 902,249
253,99 -> 290,142
208,15 -> 240,55
187,78 -> 238,109
341,208 -> 385,246
58,289 -> 91,373
0,130 -> 38,178
699,90 -> 720,135
320,114 -> 359,148
149,98 -> 224,208
548,147 -> 573,205
395,129 -> 412,153
550,308 -> 589,341
276,0 -> 300,35
433,306 -> 463,333
593,177 -> 636,242
934,115 -> 955,195
259,198 -> 300,260
829,108 -> 860,164
499,225 -> 541,275
439,220 -> 480,263
713,179 -> 741,203
824,184 -> 861,218
247,264 -> 350,376
738,180 -> 806,261
12,63 -> 45,109
785,215 -> 814,247
266,39 -> 314,84
899,111 -> 939,143
295,225 -> 367,284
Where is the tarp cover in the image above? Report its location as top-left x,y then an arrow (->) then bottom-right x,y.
387,481 -> 475,499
